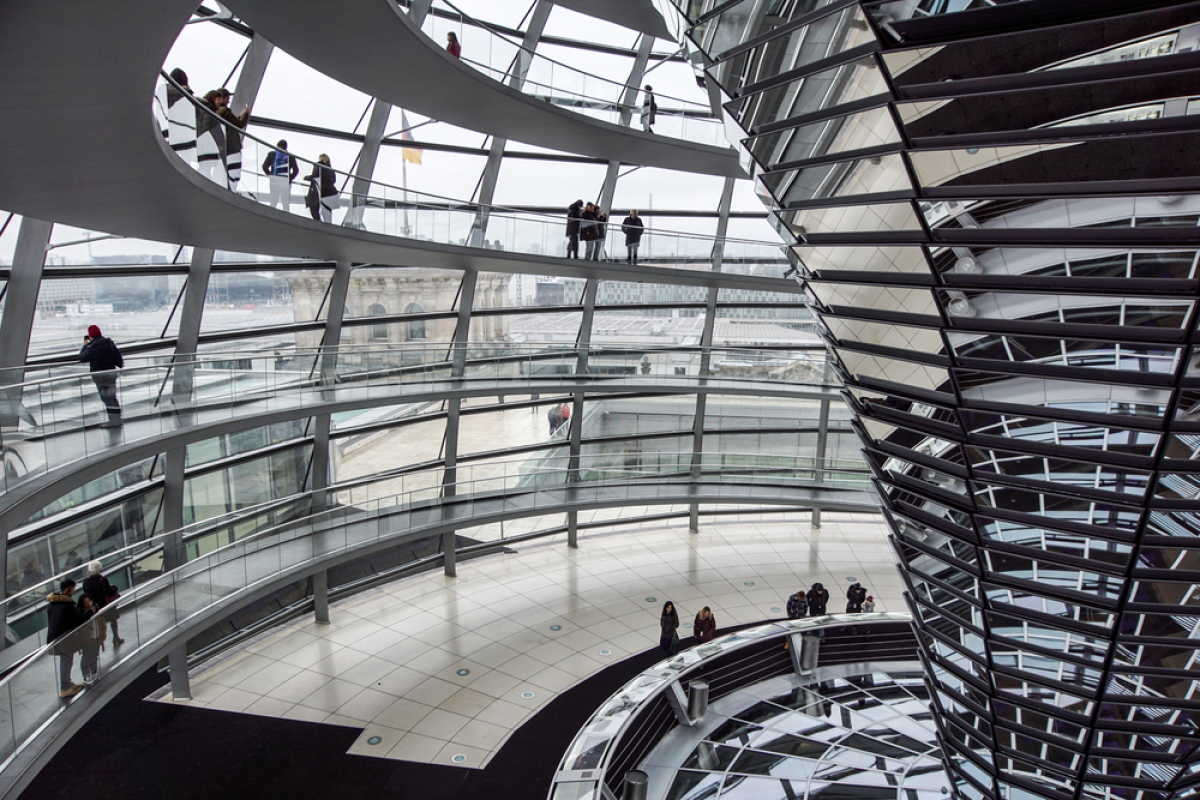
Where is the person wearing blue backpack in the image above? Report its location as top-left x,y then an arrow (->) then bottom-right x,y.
263,140 -> 299,211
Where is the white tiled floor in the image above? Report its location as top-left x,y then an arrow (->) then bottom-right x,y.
154,514 -> 901,768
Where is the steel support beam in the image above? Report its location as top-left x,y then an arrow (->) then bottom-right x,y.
232,34 -> 274,110
170,247 -> 213,398
0,217 -> 52,378
442,270 -> 476,574
345,100 -> 393,229
811,398 -> 830,528
319,261 -> 353,382
313,260 -> 353,512
566,279 -> 599,548
0,216 -> 52,645
620,35 -> 655,128
470,3 -> 550,247
509,0 -> 553,91
689,177 -> 736,532
409,0 -> 433,26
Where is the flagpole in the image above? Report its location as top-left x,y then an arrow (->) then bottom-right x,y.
402,149 -> 410,237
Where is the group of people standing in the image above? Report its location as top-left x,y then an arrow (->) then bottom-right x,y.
565,202 -> 645,264
160,68 -> 338,223
658,601 -> 717,656
46,562 -> 124,698
786,581 -> 874,620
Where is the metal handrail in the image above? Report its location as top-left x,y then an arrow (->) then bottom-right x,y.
549,612 -> 916,799
160,72 -> 770,249
3,452 -> 870,623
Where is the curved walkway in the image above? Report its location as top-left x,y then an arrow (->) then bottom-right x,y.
229,0 -> 741,177
0,497 -> 879,799
0,365 -> 840,528
22,517 -> 898,800
0,0 -> 770,294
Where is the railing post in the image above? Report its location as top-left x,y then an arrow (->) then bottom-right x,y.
812,398 -> 830,529
687,679 -> 710,722
168,645 -> 191,700
624,770 -> 648,800
442,530 -> 457,577
161,447 -> 187,572
312,569 -> 330,624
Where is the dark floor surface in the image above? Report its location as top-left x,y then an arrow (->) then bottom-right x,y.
23,644 -> 669,800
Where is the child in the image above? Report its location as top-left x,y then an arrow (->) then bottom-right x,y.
76,595 -> 107,684
863,595 -> 875,613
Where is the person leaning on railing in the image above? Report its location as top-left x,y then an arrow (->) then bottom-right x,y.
46,579 -> 86,698
305,154 -> 338,223
78,324 -> 124,428
211,87 -> 249,188
262,139 -> 300,211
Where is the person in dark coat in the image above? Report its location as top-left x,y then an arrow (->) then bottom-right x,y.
806,582 -> 829,616
846,582 -> 867,613
306,154 -> 338,223
621,210 -> 644,264
565,200 -> 583,259
640,85 -> 657,132
263,139 -> 300,211
547,405 -> 561,435
659,601 -> 680,655
694,607 -> 717,644
595,210 -> 609,260
46,579 -> 85,697
160,68 -> 196,163
78,325 -> 124,427
82,561 -> 124,645
195,90 -> 227,185
213,88 -> 249,188
786,590 -> 808,620
581,203 -> 600,260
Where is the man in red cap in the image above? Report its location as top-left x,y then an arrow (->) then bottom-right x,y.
78,325 -> 124,427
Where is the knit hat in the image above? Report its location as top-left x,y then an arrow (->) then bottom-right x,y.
87,560 -> 102,575
87,325 -> 102,338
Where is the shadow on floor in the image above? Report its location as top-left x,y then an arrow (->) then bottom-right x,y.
24,644 -> 671,800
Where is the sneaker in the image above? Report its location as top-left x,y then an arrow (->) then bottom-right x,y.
58,685 -> 83,698
113,637 -> 125,645
83,675 -> 95,685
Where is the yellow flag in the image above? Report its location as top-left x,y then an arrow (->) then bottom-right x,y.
401,110 -> 422,165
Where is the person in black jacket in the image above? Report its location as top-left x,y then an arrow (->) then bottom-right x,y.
565,200 -> 583,259
659,601 -> 680,655
621,210 -> 644,264
846,582 -> 867,613
47,579 -> 85,697
78,325 -> 124,427
82,561 -> 124,645
581,203 -> 600,260
640,85 -> 657,132
263,139 -> 299,211
306,154 -> 338,223
806,582 -> 829,616
595,209 -> 609,260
